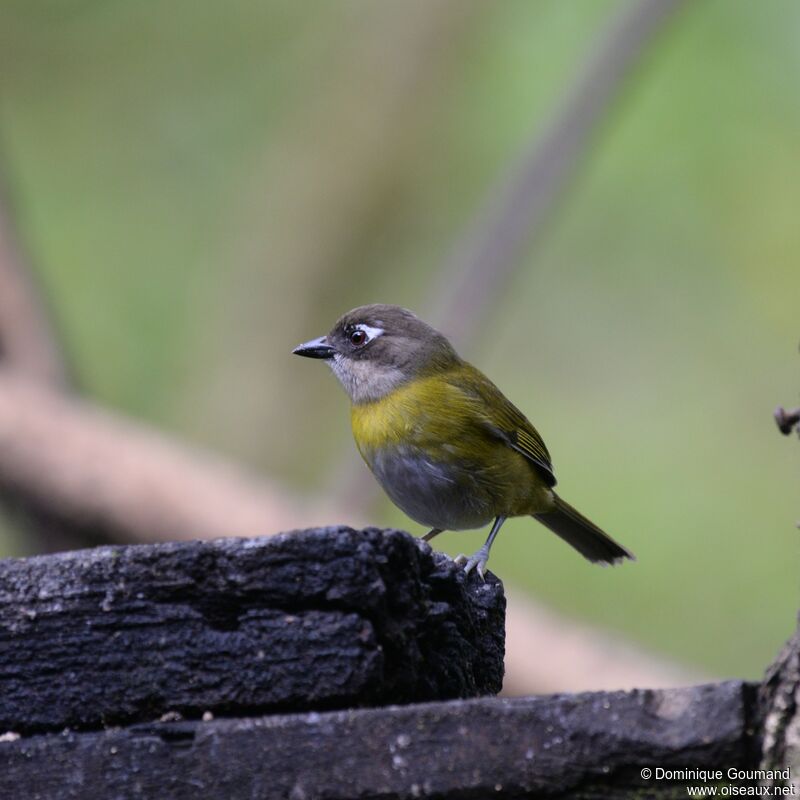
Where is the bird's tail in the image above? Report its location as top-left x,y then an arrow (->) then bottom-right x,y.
533,494 -> 634,565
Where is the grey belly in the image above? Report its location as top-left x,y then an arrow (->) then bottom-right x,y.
368,447 -> 494,530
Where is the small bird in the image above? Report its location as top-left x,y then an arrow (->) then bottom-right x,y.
293,304 -> 633,578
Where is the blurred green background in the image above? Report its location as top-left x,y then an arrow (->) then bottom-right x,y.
0,0 -> 798,679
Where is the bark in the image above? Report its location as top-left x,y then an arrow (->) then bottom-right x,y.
0,682 -> 754,799
0,527 -> 504,735
760,621 -> 800,791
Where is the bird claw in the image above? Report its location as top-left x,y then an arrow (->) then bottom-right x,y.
454,548 -> 489,581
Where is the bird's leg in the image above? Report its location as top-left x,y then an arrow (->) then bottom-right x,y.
454,516 -> 507,581
422,528 -> 443,542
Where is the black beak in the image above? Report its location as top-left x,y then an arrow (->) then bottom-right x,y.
292,336 -> 335,360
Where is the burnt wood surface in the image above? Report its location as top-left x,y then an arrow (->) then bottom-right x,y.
760,618 -> 800,788
0,681 -> 756,799
0,527 -> 504,734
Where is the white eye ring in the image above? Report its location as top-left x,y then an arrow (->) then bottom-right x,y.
350,324 -> 384,346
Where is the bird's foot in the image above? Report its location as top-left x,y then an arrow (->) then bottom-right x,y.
454,546 -> 491,581
422,528 -> 443,542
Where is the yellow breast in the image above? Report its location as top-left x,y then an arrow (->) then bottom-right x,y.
349,368 -> 553,518
350,375 -> 464,454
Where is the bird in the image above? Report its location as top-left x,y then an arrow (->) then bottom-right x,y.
293,304 -> 633,579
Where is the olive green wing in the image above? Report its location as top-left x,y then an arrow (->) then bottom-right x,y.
449,364 -> 557,487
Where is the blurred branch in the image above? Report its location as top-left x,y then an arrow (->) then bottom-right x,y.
0,157 -> 81,549
429,0 -> 687,346
0,172 -> 71,389
0,370 -> 336,547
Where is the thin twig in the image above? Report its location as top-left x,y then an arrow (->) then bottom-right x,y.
775,407 -> 800,437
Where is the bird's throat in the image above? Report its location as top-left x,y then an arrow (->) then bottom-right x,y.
329,355 -> 408,404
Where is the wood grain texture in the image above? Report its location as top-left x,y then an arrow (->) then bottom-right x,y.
0,527 -> 505,734
0,682 -> 755,799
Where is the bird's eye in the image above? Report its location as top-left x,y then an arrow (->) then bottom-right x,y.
349,329 -> 367,346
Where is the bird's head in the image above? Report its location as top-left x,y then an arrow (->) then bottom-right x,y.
293,304 -> 459,404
